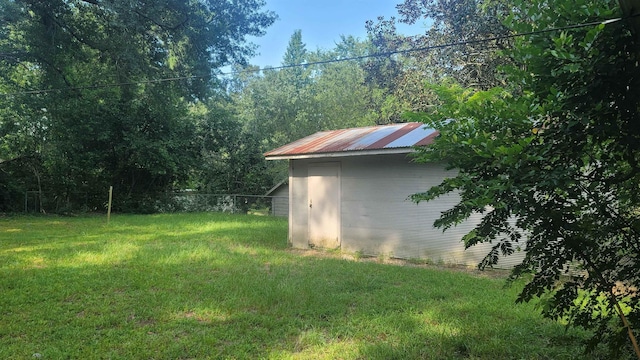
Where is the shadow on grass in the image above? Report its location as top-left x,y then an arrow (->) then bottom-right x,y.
0,214 -> 614,359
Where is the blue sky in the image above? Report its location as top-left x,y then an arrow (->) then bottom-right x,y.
247,0 -> 430,68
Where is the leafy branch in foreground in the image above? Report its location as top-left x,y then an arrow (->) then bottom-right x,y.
410,0 -> 640,357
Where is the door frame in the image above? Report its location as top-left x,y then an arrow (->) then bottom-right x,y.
307,162 -> 341,249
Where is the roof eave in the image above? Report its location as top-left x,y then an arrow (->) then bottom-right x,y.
264,178 -> 288,195
265,147 -> 415,160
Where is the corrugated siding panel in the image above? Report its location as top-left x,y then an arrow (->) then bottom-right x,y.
337,154 -> 525,268
271,132 -> 328,156
294,130 -> 349,154
289,161 -> 309,248
415,131 -> 439,146
364,123 -> 419,149
270,185 -> 289,217
271,197 -> 289,217
287,155 -> 526,268
315,128 -> 375,153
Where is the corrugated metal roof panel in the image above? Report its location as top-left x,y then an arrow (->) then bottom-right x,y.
314,127 -> 375,153
343,124 -> 405,151
386,126 -> 437,148
265,122 -> 439,159
369,122 -> 423,149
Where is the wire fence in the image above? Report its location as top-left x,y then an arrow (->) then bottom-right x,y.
24,191 -> 104,214
155,193 -> 289,217
22,191 -> 289,217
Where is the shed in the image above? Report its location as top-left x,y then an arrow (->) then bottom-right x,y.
265,179 -> 289,217
265,122 -> 523,268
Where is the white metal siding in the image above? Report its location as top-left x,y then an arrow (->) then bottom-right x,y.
270,185 -> 289,217
289,161 -> 309,248
288,154 -> 525,268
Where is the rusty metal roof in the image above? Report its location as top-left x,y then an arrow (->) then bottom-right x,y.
265,122 -> 438,160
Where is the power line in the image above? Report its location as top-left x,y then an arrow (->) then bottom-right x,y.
234,17 -> 624,74
1,75 -> 206,96
0,16 -> 626,97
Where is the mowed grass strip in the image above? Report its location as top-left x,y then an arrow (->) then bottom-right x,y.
0,213 -> 603,359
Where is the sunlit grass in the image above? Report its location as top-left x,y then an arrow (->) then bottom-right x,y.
0,213 -> 607,359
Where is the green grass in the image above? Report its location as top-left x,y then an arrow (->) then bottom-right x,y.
0,213 -> 604,359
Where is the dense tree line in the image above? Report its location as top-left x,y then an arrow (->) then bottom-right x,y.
0,1 -> 390,213
0,0 -> 276,212
231,31 -> 383,151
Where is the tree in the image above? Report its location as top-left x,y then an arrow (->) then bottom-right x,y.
229,34 -> 385,185
306,35 -> 383,131
0,0 -> 276,212
233,30 -> 315,149
364,0 -> 513,123
189,99 -> 273,196
396,0 -> 512,89
232,33 -> 381,150
411,0 -> 640,356
281,29 -> 309,85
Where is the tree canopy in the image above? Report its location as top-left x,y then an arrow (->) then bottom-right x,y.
364,0 -> 513,123
0,0 -> 275,211
231,32 -> 381,151
410,0 -> 640,356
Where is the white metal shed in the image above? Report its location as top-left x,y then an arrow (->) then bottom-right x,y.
265,122 -> 523,268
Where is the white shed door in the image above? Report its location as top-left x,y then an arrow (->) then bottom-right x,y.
308,163 -> 340,249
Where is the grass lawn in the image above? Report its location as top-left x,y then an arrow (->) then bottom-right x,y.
0,213 -> 605,359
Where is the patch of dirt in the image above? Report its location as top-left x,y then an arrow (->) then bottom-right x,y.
286,248 -> 511,279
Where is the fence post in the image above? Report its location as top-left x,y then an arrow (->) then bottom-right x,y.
107,186 -> 113,224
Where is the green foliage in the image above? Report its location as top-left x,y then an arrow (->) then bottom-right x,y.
364,0 -> 514,122
191,100 -> 273,195
232,31 -> 317,151
0,0 -> 276,212
411,1 -> 640,356
231,34 -> 381,154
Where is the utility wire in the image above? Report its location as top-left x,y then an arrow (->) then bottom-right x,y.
235,17 -> 624,74
1,75 -> 206,96
0,16 -> 626,97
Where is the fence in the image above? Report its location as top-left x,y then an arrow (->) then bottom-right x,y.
24,191 -> 99,214
22,191 -> 289,217
155,193 -> 289,217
